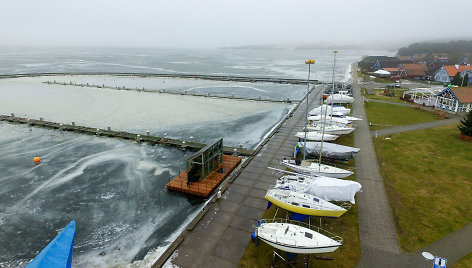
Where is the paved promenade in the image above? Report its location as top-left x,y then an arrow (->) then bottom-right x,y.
351,66 -> 402,267
164,85 -> 323,267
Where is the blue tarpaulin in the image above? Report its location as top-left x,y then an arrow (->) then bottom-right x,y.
27,221 -> 76,268
267,201 -> 272,209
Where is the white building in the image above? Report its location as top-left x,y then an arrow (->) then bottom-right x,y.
435,86 -> 472,113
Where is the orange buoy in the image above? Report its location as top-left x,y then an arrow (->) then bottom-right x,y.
33,157 -> 41,163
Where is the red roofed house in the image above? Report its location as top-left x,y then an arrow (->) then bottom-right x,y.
398,63 -> 427,79
382,67 -> 401,76
434,65 -> 470,83
435,86 -> 472,113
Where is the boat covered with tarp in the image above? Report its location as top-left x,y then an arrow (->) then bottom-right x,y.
295,142 -> 360,161
325,94 -> 354,104
309,105 -> 350,116
26,221 -> 76,268
275,174 -> 362,204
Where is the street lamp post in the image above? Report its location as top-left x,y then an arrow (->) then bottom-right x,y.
304,59 -> 315,160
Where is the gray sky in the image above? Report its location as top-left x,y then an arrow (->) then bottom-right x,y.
1,0 -> 471,49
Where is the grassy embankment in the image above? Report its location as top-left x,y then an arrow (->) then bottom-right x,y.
452,252 -> 472,267
239,133 -> 361,268
373,124 -> 472,253
364,101 -> 438,130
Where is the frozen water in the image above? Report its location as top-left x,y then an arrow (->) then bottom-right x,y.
0,47 -> 394,267
0,76 -> 292,148
0,123 -> 205,267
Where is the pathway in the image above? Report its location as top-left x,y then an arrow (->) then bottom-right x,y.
354,64 -> 472,267
158,85 -> 324,267
352,65 -> 403,267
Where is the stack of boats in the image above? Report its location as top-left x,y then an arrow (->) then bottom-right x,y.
253,90 -> 363,256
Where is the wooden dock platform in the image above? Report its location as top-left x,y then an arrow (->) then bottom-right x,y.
0,114 -> 254,156
166,154 -> 242,198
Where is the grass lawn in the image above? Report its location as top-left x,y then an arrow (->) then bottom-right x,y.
364,88 -> 410,104
373,124 -> 472,252
451,252 -> 472,267
365,101 -> 438,130
239,133 -> 361,267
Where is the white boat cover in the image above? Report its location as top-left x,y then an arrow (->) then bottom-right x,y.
309,105 -> 350,116
325,94 -> 354,104
308,115 -> 350,126
296,141 -> 360,161
276,175 -> 362,204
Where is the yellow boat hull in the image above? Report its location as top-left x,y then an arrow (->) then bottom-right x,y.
265,195 -> 346,218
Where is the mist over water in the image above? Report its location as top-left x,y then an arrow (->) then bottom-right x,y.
0,47 -> 391,267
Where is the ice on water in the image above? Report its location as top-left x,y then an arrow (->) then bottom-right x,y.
0,48 -> 394,267
0,76 -> 294,148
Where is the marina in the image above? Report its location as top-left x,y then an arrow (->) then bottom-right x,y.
1,1 -> 470,265
0,48 -> 387,268
156,76 -> 329,267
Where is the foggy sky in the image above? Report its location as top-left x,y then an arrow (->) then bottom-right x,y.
1,0 -> 471,49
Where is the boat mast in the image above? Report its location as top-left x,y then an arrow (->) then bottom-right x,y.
319,50 -> 337,171
330,50 -> 338,123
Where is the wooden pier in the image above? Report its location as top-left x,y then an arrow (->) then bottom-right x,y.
42,80 -> 296,103
166,154 -> 241,198
0,114 -> 254,156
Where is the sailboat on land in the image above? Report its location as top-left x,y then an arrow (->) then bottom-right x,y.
295,131 -> 338,141
265,188 -> 347,217
272,172 -> 362,204
306,124 -> 355,135
254,219 -> 343,254
309,104 -> 350,116
296,141 -> 360,161
280,158 -> 353,178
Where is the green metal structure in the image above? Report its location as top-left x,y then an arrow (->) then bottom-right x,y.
186,138 -> 223,182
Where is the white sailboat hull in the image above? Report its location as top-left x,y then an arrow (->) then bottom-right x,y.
281,160 -> 353,178
309,105 -> 350,116
256,222 -> 342,254
306,125 -> 354,135
307,115 -> 350,126
258,237 -> 341,254
295,131 -> 338,141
